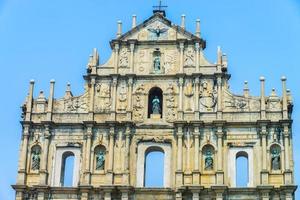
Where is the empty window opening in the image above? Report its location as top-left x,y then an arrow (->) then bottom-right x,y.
236,151 -> 249,187
60,152 -> 75,187
144,147 -> 164,187
148,87 -> 163,118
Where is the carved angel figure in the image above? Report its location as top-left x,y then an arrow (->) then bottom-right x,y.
148,25 -> 168,39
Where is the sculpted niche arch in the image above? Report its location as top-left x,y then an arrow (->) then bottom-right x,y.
148,87 -> 163,118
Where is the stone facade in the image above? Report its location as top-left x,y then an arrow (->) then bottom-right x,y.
13,10 -> 297,200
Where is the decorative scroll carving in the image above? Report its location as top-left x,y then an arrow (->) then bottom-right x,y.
95,83 -> 111,112
184,47 -> 195,66
133,84 -> 145,121
199,80 -> 217,112
117,83 -> 127,112
166,84 -> 177,122
119,48 -> 129,67
184,80 -> 194,111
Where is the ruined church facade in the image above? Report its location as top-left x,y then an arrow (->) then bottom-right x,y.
13,10 -> 297,200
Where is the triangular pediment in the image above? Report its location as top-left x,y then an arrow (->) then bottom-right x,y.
117,13 -> 201,42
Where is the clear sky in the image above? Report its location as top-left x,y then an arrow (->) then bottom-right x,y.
0,0 -> 300,199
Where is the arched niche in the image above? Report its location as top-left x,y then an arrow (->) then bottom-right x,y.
136,142 -> 171,188
228,147 -> 253,187
30,145 -> 41,172
148,87 -> 163,119
51,146 -> 81,187
269,144 -> 282,171
93,145 -> 106,171
202,144 -> 215,171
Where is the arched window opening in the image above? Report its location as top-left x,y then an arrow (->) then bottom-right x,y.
31,145 -> 41,171
202,145 -> 214,171
270,145 -> 281,170
144,147 -> 164,187
94,145 -> 106,171
236,151 -> 249,187
148,87 -> 163,118
60,152 -> 75,187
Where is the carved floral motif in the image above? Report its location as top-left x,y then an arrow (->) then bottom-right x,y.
95,83 -> 111,112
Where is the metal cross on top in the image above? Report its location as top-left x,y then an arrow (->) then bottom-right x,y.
153,0 -> 168,16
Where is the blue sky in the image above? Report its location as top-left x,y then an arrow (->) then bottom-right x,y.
0,0 -> 300,199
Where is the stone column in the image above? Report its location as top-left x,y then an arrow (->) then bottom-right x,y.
17,124 -> 30,184
281,76 -> 288,119
216,126 -> 224,185
89,77 -> 96,120
111,76 -> 118,120
25,80 -> 34,121
176,192 -> 182,200
260,124 -> 269,185
217,77 -> 222,119
107,126 -> 115,183
195,43 -> 200,72
104,191 -> 111,200
83,123 -> 93,184
194,77 -> 200,120
192,192 -> 199,200
179,42 -> 184,73
15,191 -> 23,200
40,124 -> 51,185
193,124 -> 200,184
178,77 -> 184,120
127,77 -> 133,119
121,191 -> 129,200
260,77 -> 266,119
176,125 -> 184,186
129,42 -> 135,73
282,124 -> 292,184
46,80 -> 55,121
114,43 -> 120,74
123,124 -> 131,184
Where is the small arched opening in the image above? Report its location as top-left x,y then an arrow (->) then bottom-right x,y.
144,146 -> 165,187
60,151 -> 75,187
236,151 -> 249,187
148,87 -> 163,118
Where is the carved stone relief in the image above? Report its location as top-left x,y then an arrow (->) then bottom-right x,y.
184,47 -> 195,67
147,20 -> 169,40
184,80 -> 194,111
267,89 -> 281,111
165,84 -> 177,122
119,48 -> 129,68
117,83 -> 128,112
199,80 -> 217,112
133,84 -> 145,121
164,50 -> 177,74
224,96 -> 248,111
136,50 -> 148,73
59,93 -> 88,113
95,83 -> 111,113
